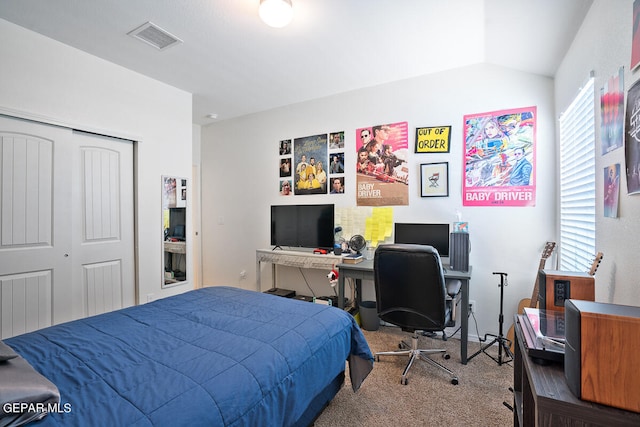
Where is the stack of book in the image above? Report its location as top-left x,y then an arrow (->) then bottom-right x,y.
342,253 -> 364,264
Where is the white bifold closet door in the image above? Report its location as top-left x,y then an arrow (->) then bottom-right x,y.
0,115 -> 134,339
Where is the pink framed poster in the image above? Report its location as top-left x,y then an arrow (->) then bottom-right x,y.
462,106 -> 537,207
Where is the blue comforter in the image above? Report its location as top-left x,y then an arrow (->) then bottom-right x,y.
5,286 -> 373,426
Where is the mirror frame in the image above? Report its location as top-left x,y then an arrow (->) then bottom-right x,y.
162,175 -> 188,288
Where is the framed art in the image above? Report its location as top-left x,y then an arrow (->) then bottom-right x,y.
415,126 -> 451,153
420,162 -> 449,197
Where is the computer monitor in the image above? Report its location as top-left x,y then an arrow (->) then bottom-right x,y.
394,223 -> 450,257
270,204 -> 335,250
168,208 -> 186,241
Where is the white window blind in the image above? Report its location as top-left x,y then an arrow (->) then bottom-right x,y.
558,77 -> 596,271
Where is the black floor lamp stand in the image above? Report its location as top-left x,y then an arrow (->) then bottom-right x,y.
467,272 -> 513,366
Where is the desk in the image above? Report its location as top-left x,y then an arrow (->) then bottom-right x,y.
255,249 -> 343,291
513,315 -> 640,426
164,241 -> 187,285
336,260 -> 473,365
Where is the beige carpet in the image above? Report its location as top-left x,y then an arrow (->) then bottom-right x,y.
314,326 -> 514,427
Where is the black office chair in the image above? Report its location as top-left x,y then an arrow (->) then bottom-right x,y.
374,244 -> 459,385
425,278 -> 462,340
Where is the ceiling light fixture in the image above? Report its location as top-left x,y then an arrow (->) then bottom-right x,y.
259,0 -> 293,28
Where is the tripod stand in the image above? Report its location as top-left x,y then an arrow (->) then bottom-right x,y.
467,272 -> 513,365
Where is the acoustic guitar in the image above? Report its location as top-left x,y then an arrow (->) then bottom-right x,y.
506,242 -> 556,353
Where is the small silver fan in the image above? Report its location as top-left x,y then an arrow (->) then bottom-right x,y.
349,234 -> 366,255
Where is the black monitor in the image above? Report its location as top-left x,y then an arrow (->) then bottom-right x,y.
169,208 -> 186,240
271,204 -> 335,250
394,223 -> 450,257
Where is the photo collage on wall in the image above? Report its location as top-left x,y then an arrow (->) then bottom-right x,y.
600,67 -> 624,218
328,132 -> 345,194
278,132 -> 345,196
278,139 -> 292,196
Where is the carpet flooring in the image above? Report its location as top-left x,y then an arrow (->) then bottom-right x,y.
314,325 -> 514,427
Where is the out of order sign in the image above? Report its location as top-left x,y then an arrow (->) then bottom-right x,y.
415,126 -> 451,153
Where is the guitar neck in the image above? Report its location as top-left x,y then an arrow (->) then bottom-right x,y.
528,260 -> 546,308
528,242 -> 556,309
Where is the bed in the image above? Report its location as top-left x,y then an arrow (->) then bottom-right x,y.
1,286 -> 373,426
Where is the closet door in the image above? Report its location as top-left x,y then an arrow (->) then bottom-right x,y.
0,115 -> 134,338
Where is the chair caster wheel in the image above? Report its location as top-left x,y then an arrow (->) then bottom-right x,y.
443,353 -> 451,360
375,355 -> 380,362
401,378 -> 408,385
451,378 -> 459,385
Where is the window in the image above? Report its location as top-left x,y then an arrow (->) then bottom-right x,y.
558,77 -> 596,271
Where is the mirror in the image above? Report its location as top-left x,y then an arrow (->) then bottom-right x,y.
162,176 -> 187,287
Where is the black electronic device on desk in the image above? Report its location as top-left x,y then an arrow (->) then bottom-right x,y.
316,296 -> 348,307
264,288 -> 296,298
292,295 -> 315,303
517,308 -> 565,364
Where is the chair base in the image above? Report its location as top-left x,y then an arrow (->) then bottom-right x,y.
375,332 -> 459,385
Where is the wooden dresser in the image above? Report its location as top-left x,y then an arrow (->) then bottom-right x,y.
513,315 -> 640,426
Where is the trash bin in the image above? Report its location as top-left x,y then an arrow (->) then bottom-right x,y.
359,300 -> 379,331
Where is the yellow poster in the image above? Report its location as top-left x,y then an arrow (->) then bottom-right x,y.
415,126 -> 451,153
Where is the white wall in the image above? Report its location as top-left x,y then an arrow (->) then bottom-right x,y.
0,19 -> 194,303
555,0 -> 640,306
201,63 -> 557,339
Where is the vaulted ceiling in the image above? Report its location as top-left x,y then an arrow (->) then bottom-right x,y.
0,0 -> 593,125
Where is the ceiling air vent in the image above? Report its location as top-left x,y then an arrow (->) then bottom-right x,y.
128,22 -> 182,50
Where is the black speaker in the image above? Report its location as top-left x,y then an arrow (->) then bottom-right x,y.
449,232 -> 469,272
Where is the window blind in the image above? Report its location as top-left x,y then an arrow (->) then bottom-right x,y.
558,77 -> 596,271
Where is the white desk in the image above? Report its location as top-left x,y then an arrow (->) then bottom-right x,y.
255,249 -> 342,291
255,248 -> 473,364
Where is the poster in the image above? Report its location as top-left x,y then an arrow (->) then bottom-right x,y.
604,164 -> 620,218
415,126 -> 451,153
355,122 -> 409,206
601,66 -> 625,154
293,133 -> 328,195
625,78 -> 640,194
632,0 -> 640,69
462,106 -> 536,207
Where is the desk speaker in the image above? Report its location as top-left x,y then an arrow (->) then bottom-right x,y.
449,232 -> 469,272
565,299 -> 640,413
538,270 -> 594,313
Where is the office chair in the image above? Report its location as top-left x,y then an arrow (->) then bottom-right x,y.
374,244 -> 459,385
423,279 -> 461,341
